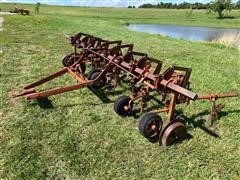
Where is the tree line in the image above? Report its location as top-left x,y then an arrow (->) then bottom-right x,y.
138,1 -> 240,9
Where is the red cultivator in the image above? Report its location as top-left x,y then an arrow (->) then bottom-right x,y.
13,33 -> 238,146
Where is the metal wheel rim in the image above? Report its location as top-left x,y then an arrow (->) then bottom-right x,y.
161,122 -> 187,146
145,120 -> 160,137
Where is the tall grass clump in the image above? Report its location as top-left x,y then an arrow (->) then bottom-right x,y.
213,31 -> 240,48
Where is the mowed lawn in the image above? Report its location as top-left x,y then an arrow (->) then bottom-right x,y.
0,3 -> 240,179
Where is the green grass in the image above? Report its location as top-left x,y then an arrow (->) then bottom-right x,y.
0,3 -> 240,179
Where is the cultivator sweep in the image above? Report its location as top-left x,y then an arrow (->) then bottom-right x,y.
13,33 -> 238,146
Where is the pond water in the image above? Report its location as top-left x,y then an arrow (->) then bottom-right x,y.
126,24 -> 240,42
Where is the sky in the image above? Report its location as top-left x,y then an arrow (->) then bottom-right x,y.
0,0 -> 237,7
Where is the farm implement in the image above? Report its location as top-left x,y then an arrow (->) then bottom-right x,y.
13,33 -> 238,146
10,7 -> 30,15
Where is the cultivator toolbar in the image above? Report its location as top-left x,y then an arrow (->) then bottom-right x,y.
13,32 -> 238,146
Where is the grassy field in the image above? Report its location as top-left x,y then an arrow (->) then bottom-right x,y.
0,3 -> 240,179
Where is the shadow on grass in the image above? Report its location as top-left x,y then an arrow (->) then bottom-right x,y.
36,97 -> 54,109
30,87 -> 128,108
182,109 -> 240,138
217,16 -> 235,19
182,110 -> 220,138
217,109 -> 240,119
88,87 -> 127,104
129,96 -> 166,118
29,97 -> 54,109
88,88 -> 113,104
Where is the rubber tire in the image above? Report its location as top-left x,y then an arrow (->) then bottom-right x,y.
114,96 -> 131,116
76,63 -> 86,74
88,69 -> 107,89
62,53 -> 75,67
139,112 -> 163,140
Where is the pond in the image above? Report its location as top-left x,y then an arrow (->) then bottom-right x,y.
126,24 -> 240,42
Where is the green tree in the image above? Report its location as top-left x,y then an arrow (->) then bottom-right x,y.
236,0 -> 240,8
35,2 -> 41,14
209,0 -> 233,18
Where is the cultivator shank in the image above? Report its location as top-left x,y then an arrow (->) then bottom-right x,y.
13,32 -> 238,146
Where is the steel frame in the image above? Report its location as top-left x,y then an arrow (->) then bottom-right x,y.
13,33 -> 238,146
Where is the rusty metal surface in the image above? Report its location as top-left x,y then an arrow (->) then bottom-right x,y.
161,121 -> 188,146
13,32 -> 239,146
197,92 -> 238,100
10,7 -> 30,15
197,92 -> 238,125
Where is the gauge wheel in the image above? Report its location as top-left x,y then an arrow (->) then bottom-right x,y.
161,121 -> 187,146
114,96 -> 132,116
88,69 -> 107,89
139,112 -> 163,140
